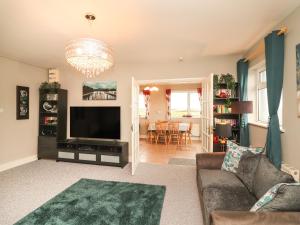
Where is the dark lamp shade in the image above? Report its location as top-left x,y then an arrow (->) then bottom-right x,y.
215,123 -> 232,138
231,101 -> 253,114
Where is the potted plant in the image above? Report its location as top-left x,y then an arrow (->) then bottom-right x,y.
225,98 -> 232,113
219,73 -> 235,97
213,74 -> 220,91
40,82 -> 61,93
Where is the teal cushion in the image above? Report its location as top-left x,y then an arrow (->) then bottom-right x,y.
221,141 -> 263,173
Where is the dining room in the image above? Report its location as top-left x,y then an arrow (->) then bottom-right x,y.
138,82 -> 203,165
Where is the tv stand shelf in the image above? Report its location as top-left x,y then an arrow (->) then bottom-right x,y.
56,139 -> 128,168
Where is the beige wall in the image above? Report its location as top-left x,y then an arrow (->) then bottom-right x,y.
59,55 -> 240,158
139,83 -> 201,136
0,57 -> 47,168
245,7 -> 300,170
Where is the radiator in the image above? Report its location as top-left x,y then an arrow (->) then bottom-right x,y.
281,163 -> 300,182
191,124 -> 200,137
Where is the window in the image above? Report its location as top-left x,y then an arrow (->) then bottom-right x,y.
171,91 -> 201,118
257,69 -> 283,125
139,93 -> 146,118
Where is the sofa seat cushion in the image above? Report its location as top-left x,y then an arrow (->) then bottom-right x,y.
198,169 -> 257,210
198,169 -> 257,225
203,186 -> 257,213
198,169 -> 247,192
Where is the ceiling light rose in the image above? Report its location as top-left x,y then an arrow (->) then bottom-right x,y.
65,14 -> 114,78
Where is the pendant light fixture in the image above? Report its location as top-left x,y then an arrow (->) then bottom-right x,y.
65,13 -> 114,78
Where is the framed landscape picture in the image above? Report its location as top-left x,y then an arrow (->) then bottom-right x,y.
16,86 -> 29,120
83,81 -> 117,100
297,44 -> 300,117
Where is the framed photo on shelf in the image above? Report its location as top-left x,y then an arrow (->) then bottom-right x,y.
16,86 -> 29,120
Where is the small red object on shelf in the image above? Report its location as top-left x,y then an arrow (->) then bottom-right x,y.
213,134 -> 219,144
219,91 -> 228,98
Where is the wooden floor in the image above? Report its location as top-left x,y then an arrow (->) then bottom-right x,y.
139,139 -> 202,164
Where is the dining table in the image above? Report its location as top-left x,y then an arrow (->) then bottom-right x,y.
147,122 -> 190,144
148,122 -> 190,132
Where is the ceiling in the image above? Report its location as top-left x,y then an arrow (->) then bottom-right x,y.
0,0 -> 299,69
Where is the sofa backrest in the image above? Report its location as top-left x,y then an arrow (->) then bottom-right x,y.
253,156 -> 295,199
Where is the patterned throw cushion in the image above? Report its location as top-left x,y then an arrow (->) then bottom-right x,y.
221,141 -> 263,173
250,183 -> 300,212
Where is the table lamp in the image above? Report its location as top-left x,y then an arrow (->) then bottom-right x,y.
215,123 -> 232,151
231,101 -> 253,114
231,101 -> 253,129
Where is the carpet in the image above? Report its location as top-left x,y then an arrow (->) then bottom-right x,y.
15,178 -> 166,225
168,158 -> 196,166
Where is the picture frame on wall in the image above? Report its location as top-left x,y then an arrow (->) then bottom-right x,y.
297,44 -> 300,117
82,81 -> 117,100
16,86 -> 29,120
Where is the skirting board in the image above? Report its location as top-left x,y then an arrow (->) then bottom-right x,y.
0,155 -> 38,172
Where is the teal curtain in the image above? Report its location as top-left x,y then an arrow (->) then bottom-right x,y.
237,59 -> 249,147
265,31 -> 284,169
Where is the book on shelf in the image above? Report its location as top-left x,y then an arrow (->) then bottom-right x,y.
214,118 -> 239,128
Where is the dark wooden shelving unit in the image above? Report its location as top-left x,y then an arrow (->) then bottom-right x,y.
213,82 -> 241,152
38,88 -> 67,159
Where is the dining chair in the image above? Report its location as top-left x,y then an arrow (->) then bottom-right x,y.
187,122 -> 193,144
146,121 -> 156,144
155,122 -> 168,144
180,122 -> 192,145
168,122 -> 181,145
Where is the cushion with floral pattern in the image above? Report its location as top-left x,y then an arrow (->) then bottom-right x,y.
221,141 -> 263,173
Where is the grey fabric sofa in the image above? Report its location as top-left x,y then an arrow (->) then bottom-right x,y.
196,152 -> 300,225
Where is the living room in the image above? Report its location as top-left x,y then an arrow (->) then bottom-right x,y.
1,1 -> 300,225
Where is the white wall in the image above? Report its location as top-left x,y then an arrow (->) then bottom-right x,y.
280,7 -> 300,170
59,54 -> 240,158
0,57 -> 47,169
246,7 -> 300,170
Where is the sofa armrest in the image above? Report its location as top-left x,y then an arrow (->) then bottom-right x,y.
196,152 -> 225,170
211,211 -> 300,225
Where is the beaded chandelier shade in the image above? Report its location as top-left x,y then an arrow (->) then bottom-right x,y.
65,14 -> 114,78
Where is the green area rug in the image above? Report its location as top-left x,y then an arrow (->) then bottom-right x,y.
15,179 -> 166,225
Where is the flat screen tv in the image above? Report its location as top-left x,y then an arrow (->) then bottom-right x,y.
70,106 -> 120,140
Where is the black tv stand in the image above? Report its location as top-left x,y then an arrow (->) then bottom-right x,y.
56,139 -> 128,168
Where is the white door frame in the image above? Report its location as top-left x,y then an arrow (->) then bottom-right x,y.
131,77 -> 203,175
131,77 -> 140,175
200,74 -> 214,152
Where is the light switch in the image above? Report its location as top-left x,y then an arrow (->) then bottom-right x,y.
0,108 -> 4,113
